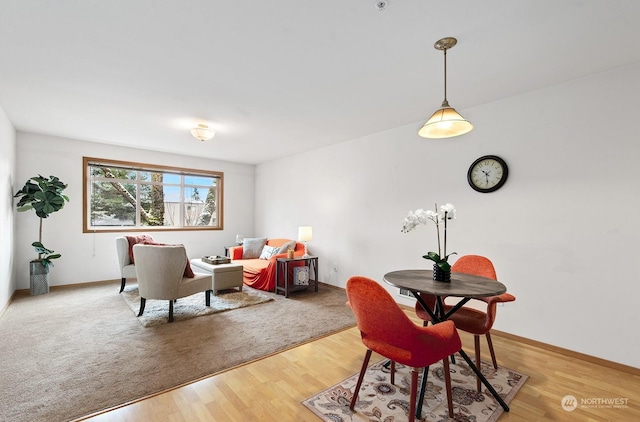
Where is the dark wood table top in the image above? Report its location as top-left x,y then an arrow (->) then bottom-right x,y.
383,269 -> 506,298
276,256 -> 318,262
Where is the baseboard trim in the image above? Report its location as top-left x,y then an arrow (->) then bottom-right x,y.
0,289 -> 20,319
491,329 -> 640,375
14,278 -> 119,294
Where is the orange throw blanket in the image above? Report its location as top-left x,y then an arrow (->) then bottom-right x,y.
230,238 -> 305,291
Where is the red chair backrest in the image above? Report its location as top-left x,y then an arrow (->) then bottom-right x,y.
452,255 -> 497,280
348,276 -> 462,367
346,276 -> 420,349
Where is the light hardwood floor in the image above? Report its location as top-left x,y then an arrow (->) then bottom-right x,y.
80,310 -> 640,422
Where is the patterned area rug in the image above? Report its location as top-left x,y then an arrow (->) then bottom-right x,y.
121,285 -> 273,327
303,358 -> 527,422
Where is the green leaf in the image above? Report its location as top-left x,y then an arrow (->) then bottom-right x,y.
48,196 -> 64,206
32,242 -> 54,255
422,251 -> 441,263
436,261 -> 452,272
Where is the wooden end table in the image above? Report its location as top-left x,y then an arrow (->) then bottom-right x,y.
275,256 -> 318,298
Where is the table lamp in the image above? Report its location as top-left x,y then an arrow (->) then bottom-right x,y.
298,226 -> 312,258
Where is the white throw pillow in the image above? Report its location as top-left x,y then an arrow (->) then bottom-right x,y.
242,237 -> 267,259
259,245 -> 280,259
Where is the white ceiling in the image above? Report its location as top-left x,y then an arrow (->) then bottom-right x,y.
2,1 -> 640,164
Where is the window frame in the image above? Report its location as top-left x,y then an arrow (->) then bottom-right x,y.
83,156 -> 224,233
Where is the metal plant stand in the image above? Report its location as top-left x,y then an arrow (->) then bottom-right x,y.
29,261 -> 50,295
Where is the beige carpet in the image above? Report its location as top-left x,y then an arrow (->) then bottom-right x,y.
120,286 -> 273,327
0,280 -> 355,422
303,358 -> 527,421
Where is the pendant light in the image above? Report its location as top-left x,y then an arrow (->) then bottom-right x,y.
418,37 -> 473,139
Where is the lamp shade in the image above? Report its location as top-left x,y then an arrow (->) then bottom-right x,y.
190,124 -> 215,141
298,226 -> 313,242
418,105 -> 473,139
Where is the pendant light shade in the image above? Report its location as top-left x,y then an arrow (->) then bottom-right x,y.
418,37 -> 473,139
418,100 -> 473,139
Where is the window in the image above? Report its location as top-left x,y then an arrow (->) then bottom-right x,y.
83,157 -> 223,232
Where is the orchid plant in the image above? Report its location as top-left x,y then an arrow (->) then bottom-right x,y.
401,203 -> 457,271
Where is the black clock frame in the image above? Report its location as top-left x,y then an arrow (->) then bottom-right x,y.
467,155 -> 509,193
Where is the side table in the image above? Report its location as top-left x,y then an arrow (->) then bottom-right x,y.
275,256 -> 319,298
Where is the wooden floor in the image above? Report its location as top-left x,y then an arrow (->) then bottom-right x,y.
80,311 -> 640,422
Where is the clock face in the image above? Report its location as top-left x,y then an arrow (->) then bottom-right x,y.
467,155 -> 509,193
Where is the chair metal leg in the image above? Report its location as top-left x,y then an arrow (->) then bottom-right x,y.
137,297 -> 146,316
119,278 -> 126,293
350,349 -> 372,410
416,365 -> 429,419
475,335 -> 482,392
486,332 -> 498,369
168,300 -> 174,323
458,349 -> 509,412
206,290 -> 212,306
442,357 -> 454,418
390,360 -> 395,385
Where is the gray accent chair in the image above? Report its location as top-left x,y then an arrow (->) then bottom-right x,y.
133,244 -> 213,323
115,236 -> 137,293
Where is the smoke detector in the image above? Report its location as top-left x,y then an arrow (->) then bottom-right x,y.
375,1 -> 388,11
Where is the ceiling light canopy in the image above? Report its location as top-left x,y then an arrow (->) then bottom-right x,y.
190,124 -> 215,141
418,37 -> 473,139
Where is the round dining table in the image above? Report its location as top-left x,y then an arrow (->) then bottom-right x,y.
383,269 -> 510,416
384,269 -> 506,323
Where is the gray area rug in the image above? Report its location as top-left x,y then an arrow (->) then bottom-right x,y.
303,359 -> 528,422
0,281 -> 355,422
120,286 -> 273,327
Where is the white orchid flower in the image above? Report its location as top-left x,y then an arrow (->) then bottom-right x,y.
440,203 -> 456,220
401,203 -> 457,271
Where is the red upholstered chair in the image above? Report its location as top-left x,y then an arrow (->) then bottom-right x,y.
346,276 -> 461,421
414,255 -> 516,391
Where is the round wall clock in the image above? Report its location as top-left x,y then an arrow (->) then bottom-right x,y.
467,155 -> 509,193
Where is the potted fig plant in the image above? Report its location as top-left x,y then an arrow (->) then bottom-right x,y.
14,175 -> 69,295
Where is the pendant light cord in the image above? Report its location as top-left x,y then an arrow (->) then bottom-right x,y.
443,47 -> 448,105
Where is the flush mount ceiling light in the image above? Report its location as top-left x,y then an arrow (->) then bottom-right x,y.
418,37 -> 473,139
190,124 -> 215,141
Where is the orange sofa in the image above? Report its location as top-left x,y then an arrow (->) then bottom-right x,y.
229,238 -> 305,292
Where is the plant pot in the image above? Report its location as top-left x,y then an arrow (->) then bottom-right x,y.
30,261 -> 50,295
433,264 -> 451,282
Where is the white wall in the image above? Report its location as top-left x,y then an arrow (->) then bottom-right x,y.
255,63 -> 640,368
14,133 -> 255,289
0,105 -> 16,310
